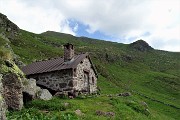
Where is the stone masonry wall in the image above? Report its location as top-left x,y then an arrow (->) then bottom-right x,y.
29,69 -> 75,92
74,58 -> 97,93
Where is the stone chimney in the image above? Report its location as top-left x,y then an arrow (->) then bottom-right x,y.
64,43 -> 74,62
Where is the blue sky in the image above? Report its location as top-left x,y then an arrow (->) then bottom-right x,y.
0,0 -> 179,51
68,19 -> 118,41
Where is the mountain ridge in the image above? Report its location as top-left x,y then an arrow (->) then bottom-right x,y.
0,13 -> 180,120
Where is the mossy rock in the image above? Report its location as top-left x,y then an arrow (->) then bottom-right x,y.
0,60 -> 24,78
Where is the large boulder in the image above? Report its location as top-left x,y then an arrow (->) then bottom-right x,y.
23,78 -> 52,101
2,73 -> 23,110
22,78 -> 41,103
0,74 -> 6,120
37,89 -> 52,100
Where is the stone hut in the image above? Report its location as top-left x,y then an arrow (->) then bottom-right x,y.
22,43 -> 98,95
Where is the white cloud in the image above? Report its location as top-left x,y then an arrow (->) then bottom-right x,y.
0,0 -> 179,51
59,20 -> 76,36
0,0 -> 76,35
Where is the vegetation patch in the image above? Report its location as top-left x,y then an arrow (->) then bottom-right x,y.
25,97 -> 67,111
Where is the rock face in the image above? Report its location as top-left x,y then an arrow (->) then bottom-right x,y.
130,40 -> 153,52
2,73 -> 23,110
0,13 -> 19,40
0,74 -> 6,120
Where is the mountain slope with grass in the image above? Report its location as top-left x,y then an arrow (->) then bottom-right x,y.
0,13 -> 180,120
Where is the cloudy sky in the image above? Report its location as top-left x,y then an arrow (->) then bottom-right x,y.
0,0 -> 180,52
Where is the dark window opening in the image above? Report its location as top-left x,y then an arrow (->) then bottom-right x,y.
73,68 -> 77,77
92,77 -> 95,84
83,71 -> 90,93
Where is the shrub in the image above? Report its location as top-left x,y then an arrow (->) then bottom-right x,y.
61,112 -> 79,120
0,46 -> 12,60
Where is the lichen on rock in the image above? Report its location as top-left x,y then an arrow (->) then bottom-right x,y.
0,74 -> 7,120
2,73 -> 23,110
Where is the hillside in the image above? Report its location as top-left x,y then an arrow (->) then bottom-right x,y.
0,13 -> 180,120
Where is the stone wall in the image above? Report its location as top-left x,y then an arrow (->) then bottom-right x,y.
29,69 -> 74,92
74,58 -> 97,93
0,74 -> 6,120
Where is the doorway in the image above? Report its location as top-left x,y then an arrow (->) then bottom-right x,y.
84,71 -> 90,93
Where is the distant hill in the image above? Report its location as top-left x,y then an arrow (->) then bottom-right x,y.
0,13 -> 180,119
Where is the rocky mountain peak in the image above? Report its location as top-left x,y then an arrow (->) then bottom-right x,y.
129,40 -> 153,51
0,13 -> 19,40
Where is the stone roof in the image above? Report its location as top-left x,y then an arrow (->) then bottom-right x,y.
22,53 -> 98,76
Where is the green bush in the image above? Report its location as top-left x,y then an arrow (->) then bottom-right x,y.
0,46 -> 12,60
61,112 -> 79,120
0,36 -> 8,46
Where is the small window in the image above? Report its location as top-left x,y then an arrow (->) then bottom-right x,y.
73,68 -> 77,77
92,77 -> 95,84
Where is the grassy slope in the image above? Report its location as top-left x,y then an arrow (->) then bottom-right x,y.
4,30 -> 180,119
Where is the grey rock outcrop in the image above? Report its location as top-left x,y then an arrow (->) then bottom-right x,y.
0,74 -> 6,120
2,73 -> 23,110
